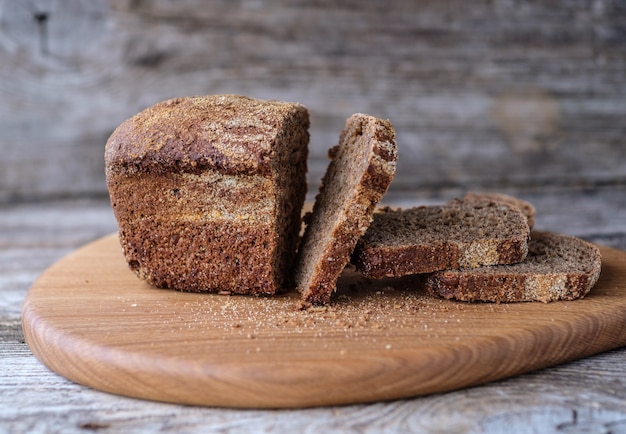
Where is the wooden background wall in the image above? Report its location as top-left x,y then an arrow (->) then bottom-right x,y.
1,0 -> 624,202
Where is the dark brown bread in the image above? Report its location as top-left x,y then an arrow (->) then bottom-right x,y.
464,191 -> 536,229
425,231 -> 602,303
105,95 -> 309,295
294,113 -> 397,305
351,198 -> 530,279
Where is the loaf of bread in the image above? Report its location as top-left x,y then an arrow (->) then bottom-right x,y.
351,198 -> 530,279
105,95 -> 309,295
464,191 -> 536,229
425,231 -> 602,302
294,113 -> 397,305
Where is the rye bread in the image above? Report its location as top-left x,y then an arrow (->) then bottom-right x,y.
294,113 -> 397,305
464,191 -> 536,229
425,231 -> 602,303
351,198 -> 530,279
105,95 -> 309,295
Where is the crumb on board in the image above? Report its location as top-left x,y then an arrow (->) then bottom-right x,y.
127,269 -> 533,352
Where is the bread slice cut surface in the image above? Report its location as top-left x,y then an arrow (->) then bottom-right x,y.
464,191 -> 536,229
352,198 -> 530,279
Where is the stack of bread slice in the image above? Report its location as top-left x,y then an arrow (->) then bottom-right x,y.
348,193 -> 601,303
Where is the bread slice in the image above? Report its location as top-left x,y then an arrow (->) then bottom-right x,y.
425,231 -> 602,303
351,198 -> 530,279
294,113 -> 397,304
105,95 -> 309,295
464,191 -> 536,229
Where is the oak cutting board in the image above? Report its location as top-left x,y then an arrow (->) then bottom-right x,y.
22,234 -> 626,408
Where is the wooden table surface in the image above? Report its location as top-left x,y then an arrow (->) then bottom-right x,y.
1,1 -> 624,431
1,186 -> 625,433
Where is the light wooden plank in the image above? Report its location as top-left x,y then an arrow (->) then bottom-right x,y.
21,234 -> 626,408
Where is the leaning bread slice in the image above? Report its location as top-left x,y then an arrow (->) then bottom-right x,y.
425,231 -> 602,303
351,198 -> 530,279
464,191 -> 536,229
294,113 -> 397,304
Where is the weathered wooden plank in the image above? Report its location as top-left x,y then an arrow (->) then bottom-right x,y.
2,329 -> 625,433
1,0 -> 625,201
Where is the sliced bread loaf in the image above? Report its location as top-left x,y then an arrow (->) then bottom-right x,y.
425,231 -> 602,303
294,113 -> 397,304
351,198 -> 530,279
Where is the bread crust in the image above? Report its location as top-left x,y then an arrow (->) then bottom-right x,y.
426,231 -> 602,303
105,95 -> 309,294
352,199 -> 530,279
294,114 -> 397,305
105,95 -> 307,177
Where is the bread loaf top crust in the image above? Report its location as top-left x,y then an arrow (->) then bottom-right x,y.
105,94 -> 309,177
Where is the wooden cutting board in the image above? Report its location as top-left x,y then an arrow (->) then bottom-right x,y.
22,234 -> 626,408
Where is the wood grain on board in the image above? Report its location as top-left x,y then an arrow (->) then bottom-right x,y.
22,233 -> 626,408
